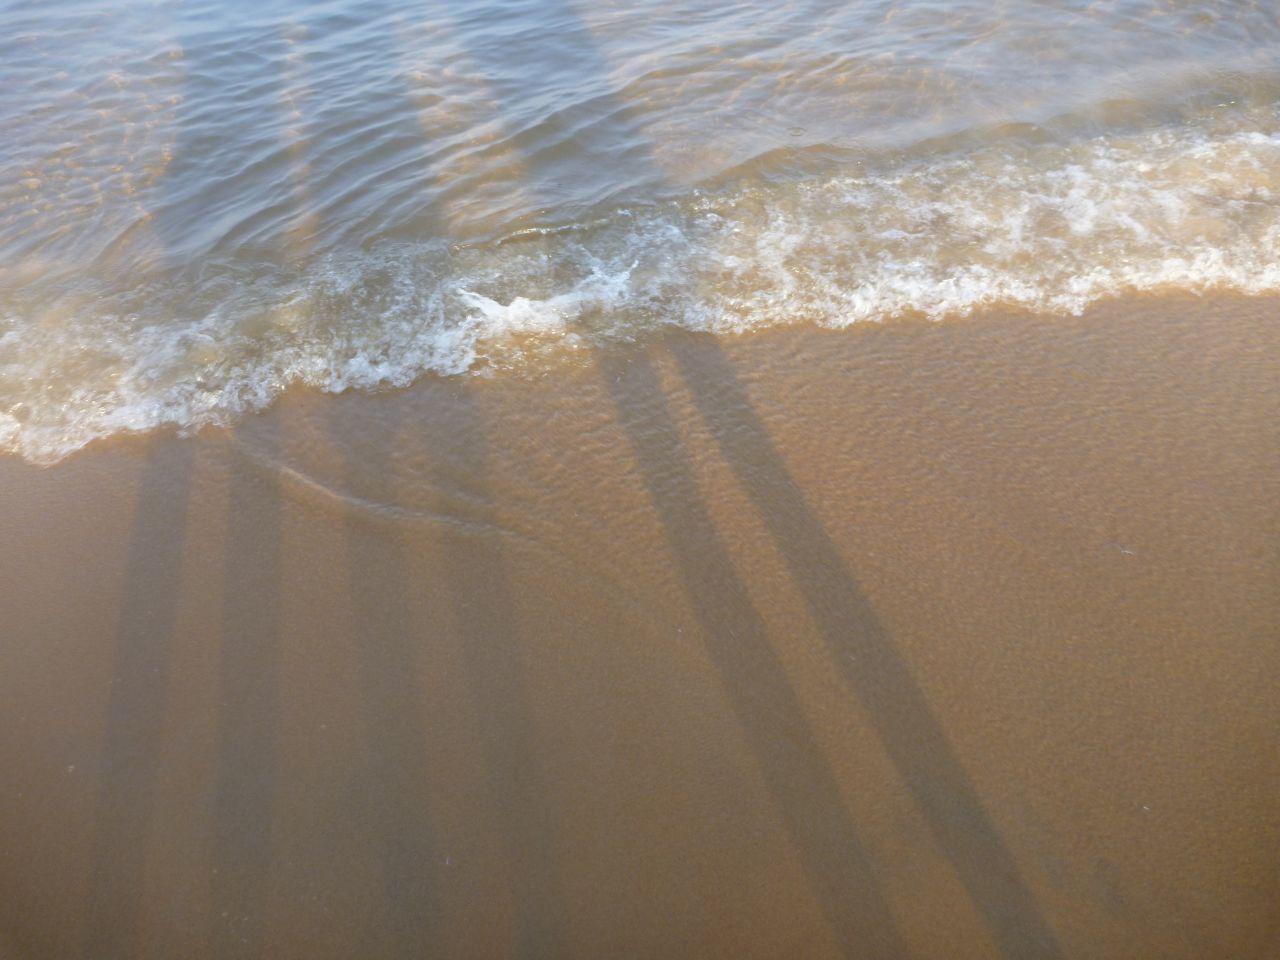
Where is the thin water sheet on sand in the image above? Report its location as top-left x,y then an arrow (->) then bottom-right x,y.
1,295 -> 1278,959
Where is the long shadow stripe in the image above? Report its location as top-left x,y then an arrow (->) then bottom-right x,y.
283,9 -> 443,950
334,407 -> 439,955
82,440 -> 194,960
437,2 -> 903,950
602,351 -> 907,960
210,426 -> 284,959
435,388 -> 567,960
671,335 -> 1065,959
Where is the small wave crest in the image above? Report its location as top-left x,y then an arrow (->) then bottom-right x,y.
3,115 -> 1279,463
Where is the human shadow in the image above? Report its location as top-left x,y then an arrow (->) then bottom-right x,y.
209,419 -> 284,960
669,334 -> 1065,959
81,7 -> 274,954
82,439 -> 194,960
179,24 -> 301,959
192,8 -> 452,954
442,1 -> 909,953
444,0 -> 1064,952
330,399 -> 440,956
200,2 -> 569,951
298,7 -> 445,947
327,369 -> 563,960
429,386 -> 567,960
301,3 -> 560,952
601,349 -> 907,960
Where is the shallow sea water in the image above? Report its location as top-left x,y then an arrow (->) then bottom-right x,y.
2,0 -> 1279,462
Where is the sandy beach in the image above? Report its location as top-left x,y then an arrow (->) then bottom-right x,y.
2,294 -> 1277,959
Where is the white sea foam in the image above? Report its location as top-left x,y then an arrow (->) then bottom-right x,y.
3,119 -> 1279,463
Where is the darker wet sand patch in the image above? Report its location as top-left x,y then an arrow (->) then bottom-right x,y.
1,295 -> 1278,959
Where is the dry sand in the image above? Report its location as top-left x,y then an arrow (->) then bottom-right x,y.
2,295 -> 1278,959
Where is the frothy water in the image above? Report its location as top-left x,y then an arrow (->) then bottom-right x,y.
4,0 -> 1280,462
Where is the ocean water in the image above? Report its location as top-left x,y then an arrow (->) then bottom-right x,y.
3,0 -> 1279,463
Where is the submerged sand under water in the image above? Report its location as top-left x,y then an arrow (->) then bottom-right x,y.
2,294 -> 1277,959
6,0 -> 1280,465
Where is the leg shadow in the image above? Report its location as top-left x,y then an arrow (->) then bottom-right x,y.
209,423 -> 284,960
82,440 -> 194,960
670,335 -> 1064,959
333,402 -> 439,956
438,3 -> 891,951
602,350 -> 907,960
434,386 -> 566,960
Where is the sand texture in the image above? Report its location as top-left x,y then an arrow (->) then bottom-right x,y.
2,296 -> 1278,959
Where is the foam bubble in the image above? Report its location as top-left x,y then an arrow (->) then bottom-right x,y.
3,117 -> 1280,463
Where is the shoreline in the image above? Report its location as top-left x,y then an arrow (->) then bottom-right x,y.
3,293 -> 1279,959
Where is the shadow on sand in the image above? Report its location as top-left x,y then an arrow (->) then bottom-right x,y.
602,348 -> 908,959
82,440 -> 194,960
437,389 -> 569,959
209,422 -> 285,960
669,335 -> 1065,959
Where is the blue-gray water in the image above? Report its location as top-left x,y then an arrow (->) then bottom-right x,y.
3,0 -> 1280,461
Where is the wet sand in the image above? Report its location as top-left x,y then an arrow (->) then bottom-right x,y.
2,295 -> 1278,960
